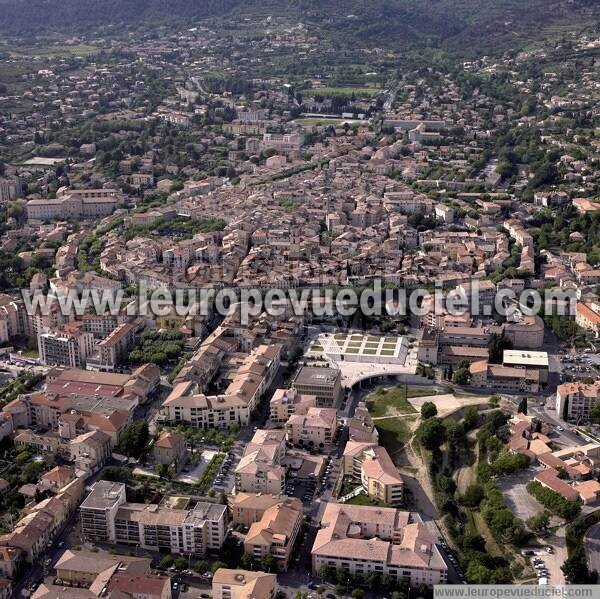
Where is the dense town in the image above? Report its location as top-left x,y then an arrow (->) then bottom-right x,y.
0,4 -> 599,599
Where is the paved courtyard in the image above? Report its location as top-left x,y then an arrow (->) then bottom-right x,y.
497,466 -> 545,521
175,449 -> 219,484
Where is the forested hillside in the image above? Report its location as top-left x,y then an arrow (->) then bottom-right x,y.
1,0 -> 598,56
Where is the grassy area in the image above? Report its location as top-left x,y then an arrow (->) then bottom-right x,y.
366,386 -> 432,418
470,510 -> 504,558
309,86 -> 380,96
10,44 -> 98,58
374,416 -> 416,456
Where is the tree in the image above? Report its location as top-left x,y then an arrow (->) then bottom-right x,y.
210,561 -> 227,573
527,510 -> 550,535
159,555 -> 174,569
194,560 -> 209,574
351,590 -> 364,599
261,555 -> 276,572
452,367 -> 470,385
120,421 -> 150,458
420,401 -> 437,419
488,331 -> 513,364
174,556 -> 187,571
562,545 -> 592,583
460,483 -> 485,507
417,417 -> 446,450
463,406 -> 479,430
591,400 -> 600,424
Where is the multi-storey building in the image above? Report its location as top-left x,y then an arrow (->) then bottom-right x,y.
87,322 -> 135,371
243,500 -> 303,571
235,430 -> 287,496
38,324 -> 95,368
229,493 -> 291,529
285,407 -> 338,451
343,442 -> 404,506
80,481 -> 227,556
311,504 -> 447,587
292,366 -> 342,408
212,568 -> 277,599
556,380 -> 600,422
26,190 -> 118,222
269,388 -> 316,423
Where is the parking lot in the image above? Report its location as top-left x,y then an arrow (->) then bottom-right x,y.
521,546 -> 557,584
559,353 -> 600,384
497,466 -> 545,521
285,454 -> 336,503
211,450 -> 237,492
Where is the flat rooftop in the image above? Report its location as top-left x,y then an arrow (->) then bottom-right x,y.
294,366 -> 341,386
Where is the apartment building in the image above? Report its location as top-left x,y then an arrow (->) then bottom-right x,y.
80,481 -> 127,543
212,568 -> 277,599
360,446 -> 404,506
343,442 -> 404,506
69,430 -> 112,475
162,382 -> 251,429
163,344 -> 282,428
285,407 -> 338,451
235,430 -> 286,495
311,504 -> 447,587
80,481 -> 227,556
38,323 -> 95,368
292,366 -> 343,408
243,500 -> 303,571
576,302 -> 600,336
86,322 -> 135,371
229,493 -> 294,529
269,388 -> 316,423
556,380 -> 600,422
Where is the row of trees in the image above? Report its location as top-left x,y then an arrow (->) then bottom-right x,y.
526,480 -> 581,521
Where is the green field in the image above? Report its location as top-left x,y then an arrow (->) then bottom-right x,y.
309,86 -> 380,97
366,386 -> 426,418
10,44 -> 99,58
374,416 -> 417,456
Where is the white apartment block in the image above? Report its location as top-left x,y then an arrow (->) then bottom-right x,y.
39,326 -> 94,368
80,481 -> 227,556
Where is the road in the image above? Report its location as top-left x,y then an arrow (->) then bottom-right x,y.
584,522 -> 600,576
